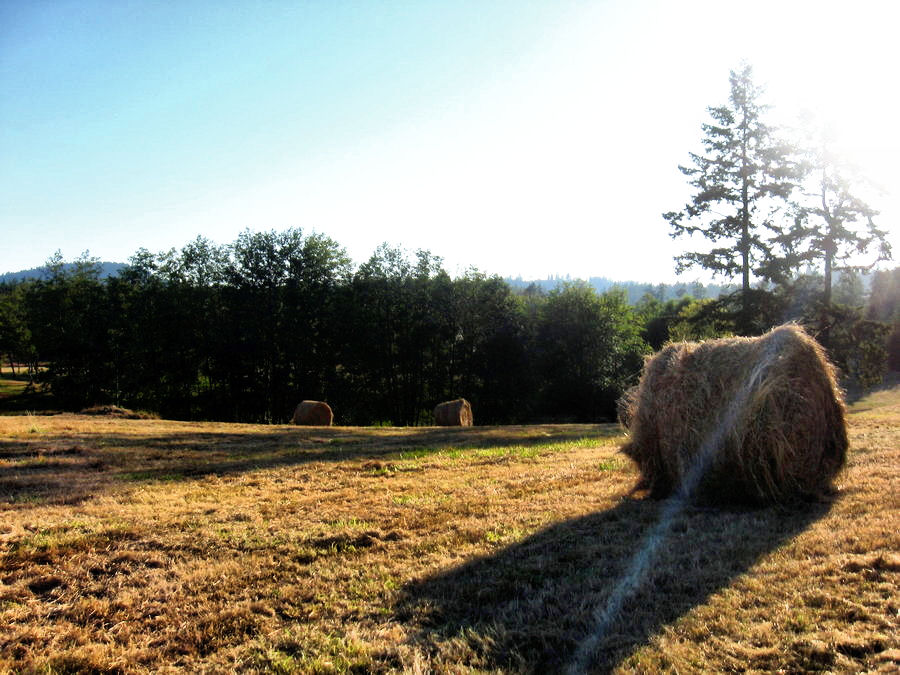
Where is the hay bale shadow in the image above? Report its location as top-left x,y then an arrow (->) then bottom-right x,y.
396,496 -> 832,672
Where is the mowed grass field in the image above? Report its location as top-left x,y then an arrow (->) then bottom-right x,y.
1,389 -> 898,673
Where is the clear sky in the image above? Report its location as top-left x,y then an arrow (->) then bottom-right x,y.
2,0 -> 897,282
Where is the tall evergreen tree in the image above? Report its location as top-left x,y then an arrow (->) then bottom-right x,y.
664,65 -> 799,331
779,131 -> 892,309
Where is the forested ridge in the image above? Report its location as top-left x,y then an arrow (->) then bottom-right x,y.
1,227 -> 898,425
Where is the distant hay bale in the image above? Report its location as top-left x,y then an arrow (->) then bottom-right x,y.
620,324 -> 848,504
79,405 -> 157,420
434,398 -> 473,426
291,400 -> 334,426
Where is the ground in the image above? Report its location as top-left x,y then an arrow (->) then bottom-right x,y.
0,388 -> 897,673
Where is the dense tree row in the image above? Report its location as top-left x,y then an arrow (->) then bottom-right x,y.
2,233 -> 897,423
0,232 -> 649,424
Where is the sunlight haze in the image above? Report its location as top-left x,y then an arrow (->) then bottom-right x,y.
2,0 -> 897,281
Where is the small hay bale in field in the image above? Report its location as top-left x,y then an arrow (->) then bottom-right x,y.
291,400 -> 334,426
620,324 -> 847,504
79,405 -> 157,419
434,398 -> 473,426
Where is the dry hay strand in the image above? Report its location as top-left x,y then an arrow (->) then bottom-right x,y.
291,400 -> 334,426
78,405 -> 157,419
434,398 -> 473,426
620,324 -> 848,504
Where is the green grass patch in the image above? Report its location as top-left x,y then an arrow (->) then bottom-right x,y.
396,435 -> 620,464
120,470 -> 185,482
484,526 -> 526,544
249,627 -> 373,674
598,458 -> 626,471
326,518 -> 372,530
0,377 -> 27,398
391,492 -> 452,507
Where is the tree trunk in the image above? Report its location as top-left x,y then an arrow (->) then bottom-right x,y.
739,120 -> 752,334
740,169 -> 752,334
820,234 -> 835,349
821,181 -> 836,311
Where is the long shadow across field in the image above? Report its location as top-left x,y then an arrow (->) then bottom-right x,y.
0,424 -> 618,505
395,495 -> 833,673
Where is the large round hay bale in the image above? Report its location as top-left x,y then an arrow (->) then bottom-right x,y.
434,398 -> 473,426
291,400 -> 334,426
620,324 -> 847,504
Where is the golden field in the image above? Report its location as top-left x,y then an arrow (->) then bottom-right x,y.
1,388 -> 898,673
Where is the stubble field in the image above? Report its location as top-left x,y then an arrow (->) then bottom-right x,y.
1,388 -> 898,673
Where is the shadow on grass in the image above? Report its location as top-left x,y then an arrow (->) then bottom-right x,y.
395,495 -> 832,673
0,389 -> 56,414
0,423 -> 621,505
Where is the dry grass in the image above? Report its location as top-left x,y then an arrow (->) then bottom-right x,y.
0,389 -> 897,673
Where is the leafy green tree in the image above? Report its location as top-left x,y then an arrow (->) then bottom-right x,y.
534,283 -> 648,422
280,231 -> 352,418
341,245 -> 448,425
818,304 -> 889,389
106,249 -> 167,412
0,282 -> 35,377
688,280 -> 707,300
446,271 -> 530,423
109,240 -> 228,418
773,272 -> 825,322
634,293 -> 697,350
664,65 -> 800,331
338,248 -> 530,425
668,297 -> 734,343
217,228 -> 349,423
25,251 -> 112,408
762,129 -> 893,371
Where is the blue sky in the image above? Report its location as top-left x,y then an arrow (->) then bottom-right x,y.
2,0 -> 898,281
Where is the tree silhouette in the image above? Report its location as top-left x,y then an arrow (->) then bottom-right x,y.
664,65 -> 800,332
780,129 -> 892,310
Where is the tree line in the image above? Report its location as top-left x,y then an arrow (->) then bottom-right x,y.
0,232 -> 650,424
1,230 -> 897,425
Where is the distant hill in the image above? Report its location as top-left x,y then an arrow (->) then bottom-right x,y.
0,262 -> 126,284
505,275 -> 732,304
